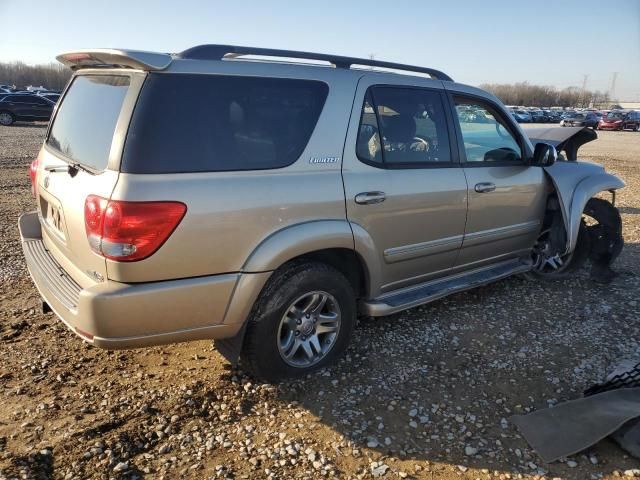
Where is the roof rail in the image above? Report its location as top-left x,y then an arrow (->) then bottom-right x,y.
57,49 -> 172,71
177,44 -> 453,81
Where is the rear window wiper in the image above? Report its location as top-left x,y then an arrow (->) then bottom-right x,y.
45,162 -> 94,177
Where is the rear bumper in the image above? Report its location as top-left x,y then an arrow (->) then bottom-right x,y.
19,212 -> 270,349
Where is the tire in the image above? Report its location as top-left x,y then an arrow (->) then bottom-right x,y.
240,261 -> 356,381
583,198 -> 623,281
0,111 -> 14,126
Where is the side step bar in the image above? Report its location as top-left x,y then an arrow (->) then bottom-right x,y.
362,259 -> 532,316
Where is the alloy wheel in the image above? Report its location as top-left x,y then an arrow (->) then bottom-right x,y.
277,291 -> 341,368
0,113 -> 12,126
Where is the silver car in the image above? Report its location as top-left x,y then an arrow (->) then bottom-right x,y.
19,45 -> 624,380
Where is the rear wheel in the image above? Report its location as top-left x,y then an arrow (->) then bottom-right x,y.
241,261 -> 356,381
0,111 -> 14,126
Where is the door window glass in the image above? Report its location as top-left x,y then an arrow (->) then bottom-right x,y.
454,98 -> 522,163
356,86 -> 452,167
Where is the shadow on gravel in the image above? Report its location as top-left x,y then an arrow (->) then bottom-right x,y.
270,253 -> 640,478
619,206 -> 640,215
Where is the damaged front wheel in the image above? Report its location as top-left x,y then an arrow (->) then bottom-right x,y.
528,197 -> 623,282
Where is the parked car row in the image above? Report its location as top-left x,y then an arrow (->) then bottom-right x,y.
0,92 -> 56,126
507,106 -> 639,131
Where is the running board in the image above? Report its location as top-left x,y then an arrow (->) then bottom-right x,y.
362,260 -> 532,316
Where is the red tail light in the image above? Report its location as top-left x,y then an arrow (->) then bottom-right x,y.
84,195 -> 186,262
29,158 -> 39,197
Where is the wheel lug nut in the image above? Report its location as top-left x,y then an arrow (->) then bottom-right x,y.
301,336 -> 306,341
295,331 -> 300,336
306,314 -> 310,318
296,319 -> 302,325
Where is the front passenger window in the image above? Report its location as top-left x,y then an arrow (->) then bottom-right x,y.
454,98 -> 522,163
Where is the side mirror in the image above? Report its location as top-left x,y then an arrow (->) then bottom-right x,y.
532,142 -> 557,167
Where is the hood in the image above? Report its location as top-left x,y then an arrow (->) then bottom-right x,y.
526,126 -> 597,161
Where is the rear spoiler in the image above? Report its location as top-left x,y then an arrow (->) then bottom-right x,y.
526,126 -> 597,161
56,49 -> 172,71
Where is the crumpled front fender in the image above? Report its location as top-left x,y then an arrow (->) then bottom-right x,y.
544,161 -> 625,253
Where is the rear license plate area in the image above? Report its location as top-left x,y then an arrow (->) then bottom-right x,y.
40,197 -> 65,239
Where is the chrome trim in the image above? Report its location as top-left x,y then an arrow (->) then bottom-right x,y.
384,234 -> 463,264
462,220 -> 540,248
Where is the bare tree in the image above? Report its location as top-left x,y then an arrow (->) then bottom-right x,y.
0,62 -> 72,90
480,82 -> 610,109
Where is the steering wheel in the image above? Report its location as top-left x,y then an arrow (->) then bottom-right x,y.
411,136 -> 431,152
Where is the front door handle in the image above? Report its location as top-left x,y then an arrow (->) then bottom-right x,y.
355,191 -> 386,205
474,182 -> 496,193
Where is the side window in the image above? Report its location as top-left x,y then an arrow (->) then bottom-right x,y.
454,97 -> 523,163
356,86 -> 452,167
356,91 -> 382,165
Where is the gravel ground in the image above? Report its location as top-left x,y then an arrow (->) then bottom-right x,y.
1,123 -> 639,480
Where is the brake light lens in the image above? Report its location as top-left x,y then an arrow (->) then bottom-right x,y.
29,158 -> 39,197
84,195 -> 186,262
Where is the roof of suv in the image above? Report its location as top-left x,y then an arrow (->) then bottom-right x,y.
56,44 -> 453,82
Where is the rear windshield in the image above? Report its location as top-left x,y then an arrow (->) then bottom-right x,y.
47,75 -> 130,171
122,73 -> 328,173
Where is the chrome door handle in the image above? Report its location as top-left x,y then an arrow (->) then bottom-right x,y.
355,191 -> 386,205
474,182 -> 496,193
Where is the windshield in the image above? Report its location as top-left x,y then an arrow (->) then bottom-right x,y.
606,112 -> 625,120
47,75 -> 130,171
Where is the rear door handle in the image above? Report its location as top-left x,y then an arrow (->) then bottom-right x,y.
474,182 -> 496,193
355,191 -> 386,205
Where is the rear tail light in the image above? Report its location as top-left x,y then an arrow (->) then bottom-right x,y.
84,195 -> 186,262
29,158 -> 39,197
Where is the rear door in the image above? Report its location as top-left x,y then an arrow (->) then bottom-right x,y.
342,78 -> 468,295
449,93 -> 546,269
36,71 -> 144,288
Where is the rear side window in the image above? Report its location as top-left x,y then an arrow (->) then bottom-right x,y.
122,74 -> 329,173
47,75 -> 130,171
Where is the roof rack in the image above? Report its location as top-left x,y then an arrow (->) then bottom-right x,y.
177,44 -> 453,82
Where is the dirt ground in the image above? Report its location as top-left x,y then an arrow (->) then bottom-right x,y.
1,124 -> 639,480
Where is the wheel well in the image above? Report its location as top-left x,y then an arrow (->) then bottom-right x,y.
286,248 -> 368,299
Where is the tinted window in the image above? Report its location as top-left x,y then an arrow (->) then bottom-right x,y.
31,97 -> 49,106
9,95 -> 33,103
356,86 -> 451,167
122,74 -> 328,173
454,98 -> 522,163
47,75 -> 130,171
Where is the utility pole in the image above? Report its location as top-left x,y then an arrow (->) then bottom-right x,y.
609,72 -> 619,102
579,74 -> 589,107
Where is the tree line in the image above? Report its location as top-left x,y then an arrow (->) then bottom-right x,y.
480,82 -> 611,109
0,61 -> 72,90
0,61 -> 616,110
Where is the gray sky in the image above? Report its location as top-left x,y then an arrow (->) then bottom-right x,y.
1,0 -> 638,99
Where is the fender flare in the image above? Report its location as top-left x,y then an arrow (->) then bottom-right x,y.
566,173 -> 624,253
242,220 -> 380,296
